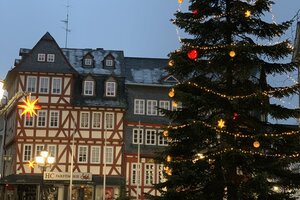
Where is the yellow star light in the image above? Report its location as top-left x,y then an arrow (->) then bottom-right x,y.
18,97 -> 41,117
28,160 -> 36,169
217,119 -> 225,129
245,10 -> 251,18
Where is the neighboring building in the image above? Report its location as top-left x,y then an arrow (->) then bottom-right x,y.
0,32 -> 173,200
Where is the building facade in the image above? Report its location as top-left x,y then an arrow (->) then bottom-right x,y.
0,32 -> 173,200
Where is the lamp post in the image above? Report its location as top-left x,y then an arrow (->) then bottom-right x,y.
35,149 -> 55,200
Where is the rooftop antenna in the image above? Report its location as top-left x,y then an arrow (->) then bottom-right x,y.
61,0 -> 71,48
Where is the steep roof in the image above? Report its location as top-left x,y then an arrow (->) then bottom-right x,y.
124,57 -> 170,85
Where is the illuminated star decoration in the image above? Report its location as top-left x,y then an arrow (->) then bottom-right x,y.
18,97 -> 41,117
217,119 -> 225,129
28,160 -> 36,169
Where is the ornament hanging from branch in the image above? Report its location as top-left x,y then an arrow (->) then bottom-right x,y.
187,49 -> 198,60
253,140 -> 260,148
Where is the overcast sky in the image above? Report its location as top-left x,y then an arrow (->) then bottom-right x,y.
0,0 -> 300,123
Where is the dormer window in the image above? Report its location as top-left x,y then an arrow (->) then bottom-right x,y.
47,54 -> 55,62
84,80 -> 94,96
37,53 -> 55,62
83,53 -> 94,68
105,77 -> 117,97
103,54 -> 115,68
84,58 -> 92,66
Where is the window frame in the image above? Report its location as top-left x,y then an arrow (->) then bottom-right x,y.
52,78 -> 62,94
23,144 -> 32,162
83,80 -> 94,96
92,112 -> 102,129
146,100 -> 158,116
144,163 -> 155,185
37,110 -> 47,127
49,111 -> 59,128
37,53 -> 46,62
145,129 -> 156,145
78,145 -> 88,163
134,99 -> 145,115
132,128 -> 144,144
47,54 -> 55,62
104,112 -> 114,130
27,76 -> 37,93
159,100 -> 170,116
105,81 -> 116,97
90,146 -> 101,164
39,77 -> 49,94
80,112 -> 90,128
105,146 -> 114,164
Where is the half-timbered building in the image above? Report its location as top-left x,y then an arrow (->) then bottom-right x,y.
0,32 -> 175,200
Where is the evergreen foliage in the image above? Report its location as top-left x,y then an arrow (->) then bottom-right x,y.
153,0 -> 300,199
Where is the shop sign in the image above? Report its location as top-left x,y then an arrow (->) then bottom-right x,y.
43,172 -> 92,181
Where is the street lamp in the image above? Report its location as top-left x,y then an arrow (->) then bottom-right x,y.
35,149 -> 55,200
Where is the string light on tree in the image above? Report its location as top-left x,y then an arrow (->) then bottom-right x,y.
168,60 -> 175,67
253,140 -> 260,148
245,10 -> 251,18
229,50 -> 236,58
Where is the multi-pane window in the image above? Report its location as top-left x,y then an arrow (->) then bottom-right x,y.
159,100 -> 170,116
25,115 -> 34,127
134,99 -> 145,115
84,81 -> 94,96
147,100 -> 157,116
84,58 -> 92,66
91,146 -> 100,163
49,111 -> 59,127
145,164 -> 154,185
39,77 -> 49,93
92,112 -> 102,129
105,146 -> 113,164
172,101 -> 182,111
104,113 -> 114,129
37,53 -> 46,62
158,164 -> 166,183
132,128 -> 143,144
52,78 -> 61,94
145,129 -> 156,145
131,163 -> 141,185
27,76 -> 37,93
23,145 -> 32,161
36,145 -> 44,156
158,134 -> 168,146
105,59 -> 114,67
48,145 -> 57,157
47,54 -> 55,62
78,146 -> 88,163
106,81 -> 116,97
80,112 -> 90,128
37,110 -> 46,127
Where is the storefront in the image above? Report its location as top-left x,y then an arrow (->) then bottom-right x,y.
0,173 -> 124,200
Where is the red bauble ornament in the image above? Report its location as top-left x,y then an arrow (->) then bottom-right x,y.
233,112 -> 238,120
187,49 -> 198,60
192,9 -> 198,15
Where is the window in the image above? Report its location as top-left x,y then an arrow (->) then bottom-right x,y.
52,78 -> 62,94
80,112 -> 89,128
49,111 -> 59,127
23,145 -> 32,161
105,146 -> 113,164
131,163 -> 141,185
48,145 -> 57,157
37,53 -> 46,62
91,146 -> 100,163
105,81 -> 116,97
105,59 -> 114,67
158,131 -> 168,146
104,113 -> 114,130
37,110 -> 47,127
145,129 -> 156,145
147,100 -> 158,116
84,58 -> 92,66
84,81 -> 94,96
36,145 -> 44,156
25,115 -> 34,127
134,99 -> 145,115
159,100 -> 170,116
132,128 -> 143,144
39,77 -> 49,93
47,54 -> 55,62
78,146 -> 88,163
157,164 -> 166,183
145,164 -> 154,185
27,76 -> 37,93
92,112 -> 102,129
172,101 -> 182,111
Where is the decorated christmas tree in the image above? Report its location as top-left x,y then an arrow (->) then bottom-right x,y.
153,0 -> 300,199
